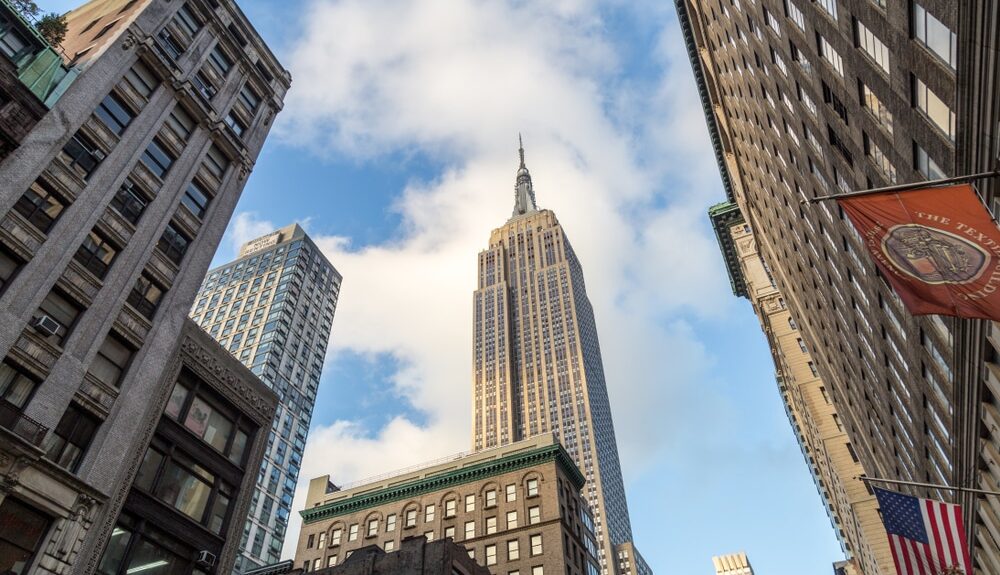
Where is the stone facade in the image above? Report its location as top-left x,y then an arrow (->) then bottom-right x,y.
249,538 -> 490,575
191,223 -> 343,571
680,0 -> 1000,571
712,552 -> 753,575
0,0 -> 288,573
295,435 -> 601,575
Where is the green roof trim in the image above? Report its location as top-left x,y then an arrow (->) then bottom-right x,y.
708,201 -> 747,298
0,0 -> 78,108
301,443 -> 585,525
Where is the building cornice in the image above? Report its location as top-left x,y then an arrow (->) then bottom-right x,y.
708,201 -> 747,298
301,443 -> 585,525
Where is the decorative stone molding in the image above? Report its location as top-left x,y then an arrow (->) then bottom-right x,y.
121,30 -> 141,51
179,335 -> 273,422
239,157 -> 254,180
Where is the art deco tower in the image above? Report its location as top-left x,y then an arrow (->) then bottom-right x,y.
472,141 -> 650,575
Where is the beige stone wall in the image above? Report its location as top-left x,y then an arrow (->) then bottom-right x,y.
729,223 -> 893,575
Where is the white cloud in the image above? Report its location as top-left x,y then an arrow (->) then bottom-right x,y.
227,211 -> 279,259
262,0 -> 738,561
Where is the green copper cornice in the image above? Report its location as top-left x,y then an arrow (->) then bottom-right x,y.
708,201 -> 747,298
301,443 -> 585,525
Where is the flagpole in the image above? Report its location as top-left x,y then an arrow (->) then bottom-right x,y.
857,475 -> 1000,497
803,170 -> 1000,204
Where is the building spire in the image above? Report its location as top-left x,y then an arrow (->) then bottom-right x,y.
513,134 -> 538,217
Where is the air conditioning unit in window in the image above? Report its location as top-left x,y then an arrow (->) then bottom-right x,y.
31,315 -> 60,337
195,550 -> 216,568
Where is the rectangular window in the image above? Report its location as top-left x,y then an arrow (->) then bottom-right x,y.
166,104 -> 195,141
239,84 -> 260,115
915,143 -> 945,180
0,359 -> 38,409
859,81 -> 893,135
423,531 -> 433,541
348,524 -> 358,541
157,28 -> 184,60
14,180 -> 66,232
332,528 -> 342,544
506,510 -> 518,529
485,489 -> 497,508
158,223 -> 190,265
34,289 -> 81,345
385,514 -> 396,532
818,34 -> 844,76
817,0 -> 836,19
486,544 -> 497,566
208,45 -> 233,76
174,3 -> 202,37
367,519 -> 378,537
486,516 -> 497,535
530,534 -> 543,556
124,60 -> 158,98
785,0 -> 804,30
109,179 -> 149,224
855,19 -> 890,74
864,132 -> 897,183
464,520 -> 475,540
225,112 -> 246,137
42,403 -> 99,472
141,138 -> 176,179
913,76 -> 955,140
0,245 -> 23,293
425,504 -> 435,522
528,506 -> 540,525
87,332 -> 133,388
127,272 -> 165,319
181,181 -> 211,218
204,145 -> 230,180
94,91 -> 135,135
526,479 -> 539,497
326,555 -> 338,567
444,526 -> 455,539
384,541 -> 394,551
508,539 -> 520,561
913,3 -> 956,69
191,70 -> 217,100
0,498 -> 51,573
405,509 -> 417,527
61,130 -> 104,180
465,494 -> 475,512
445,499 -> 456,517
506,484 -> 516,502
74,230 -> 117,278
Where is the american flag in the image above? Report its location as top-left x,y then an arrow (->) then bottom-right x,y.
874,487 -> 973,575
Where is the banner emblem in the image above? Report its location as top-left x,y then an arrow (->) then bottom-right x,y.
881,224 -> 989,284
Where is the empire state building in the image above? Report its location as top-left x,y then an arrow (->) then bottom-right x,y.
472,140 -> 651,575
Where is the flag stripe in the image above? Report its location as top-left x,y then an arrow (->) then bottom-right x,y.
890,535 -> 909,575
924,500 -> 946,571
876,488 -> 973,575
941,500 -> 960,569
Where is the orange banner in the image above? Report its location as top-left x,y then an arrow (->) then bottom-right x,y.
839,183 -> 1000,319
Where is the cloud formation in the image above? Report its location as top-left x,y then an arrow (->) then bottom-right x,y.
257,0 -> 743,563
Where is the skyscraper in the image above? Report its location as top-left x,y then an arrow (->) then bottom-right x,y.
472,141 -> 648,575
192,223 -> 342,572
0,0 -> 289,571
677,0 -> 1000,570
712,552 -> 753,575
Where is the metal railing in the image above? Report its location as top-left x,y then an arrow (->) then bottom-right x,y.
0,399 -> 48,447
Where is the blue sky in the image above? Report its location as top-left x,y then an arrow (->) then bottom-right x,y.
43,0 -> 849,571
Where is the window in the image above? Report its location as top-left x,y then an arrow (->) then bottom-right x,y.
318,532 -> 326,549
785,0 -> 804,30
864,132 -> 897,183
913,4 -> 955,69
166,104 -> 196,140
127,272 -> 165,320
423,531 -> 434,541
208,45 -> 233,76
94,91 -> 135,135
508,539 -> 520,561
109,180 -> 149,224
225,112 -> 246,137
859,82 -> 893,134
485,489 -> 497,508
915,143 -> 945,179
532,566 -> 544,575
0,359 -> 37,409
327,555 -> 339,567
14,180 -> 66,233
444,526 -> 455,539
141,138 -> 176,179
158,223 -> 190,264
348,524 -> 359,541
486,516 -> 497,535
0,26 -> 28,59
367,519 -> 378,537
0,246 -> 22,294
163,375 -> 251,463
425,504 -> 435,522
807,361 -> 819,377
61,131 -> 104,180
204,145 -> 230,180
386,514 -> 396,532
312,559 -> 321,571
445,499 -> 456,517
913,77 -> 955,140
332,528 -> 343,544
239,84 -> 260,115
405,509 -> 417,527
507,510 -> 518,529
123,61 -> 158,98
134,445 -> 233,532
384,541 -> 394,552
465,494 -> 475,512
0,498 -> 51,575
818,34 -> 844,76
486,544 -> 497,566
42,403 -> 99,472
191,70 -> 217,100
74,230 -> 117,278
817,0 -> 836,19
34,289 -> 81,345
465,520 -> 475,540
530,534 -> 543,556
181,181 -> 211,218
526,478 -> 539,497
506,484 -> 516,502
157,28 -> 183,59
528,506 -> 540,525
87,332 -> 134,388
174,3 -> 202,36
855,19 -> 889,74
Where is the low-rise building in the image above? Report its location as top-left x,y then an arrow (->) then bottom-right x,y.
296,435 -> 600,575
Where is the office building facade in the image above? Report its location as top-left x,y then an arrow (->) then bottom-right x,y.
712,552 -> 753,575
0,0 -> 289,572
192,223 -> 342,572
472,143 -> 648,574
296,435 -> 601,575
680,0 -> 1000,570
710,202 -> 892,574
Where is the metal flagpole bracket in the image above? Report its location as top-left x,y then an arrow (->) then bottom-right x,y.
857,475 -> 1000,497
802,170 -> 1000,205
